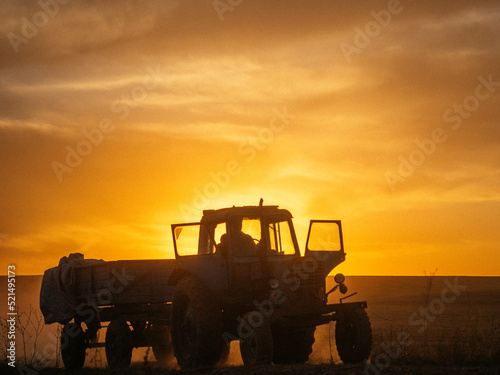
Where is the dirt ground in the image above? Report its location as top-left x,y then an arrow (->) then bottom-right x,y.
3,363 -> 500,375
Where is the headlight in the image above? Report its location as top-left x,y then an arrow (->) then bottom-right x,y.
269,278 -> 279,289
334,273 -> 345,285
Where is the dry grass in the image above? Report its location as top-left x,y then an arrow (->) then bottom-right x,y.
0,304 -> 47,367
369,271 -> 500,367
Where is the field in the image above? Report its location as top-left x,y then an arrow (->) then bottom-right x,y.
1,275 -> 499,374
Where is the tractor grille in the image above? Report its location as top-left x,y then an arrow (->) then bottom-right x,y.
288,267 -> 325,305
297,267 -> 324,287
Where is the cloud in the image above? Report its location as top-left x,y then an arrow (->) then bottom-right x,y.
1,0 -> 499,275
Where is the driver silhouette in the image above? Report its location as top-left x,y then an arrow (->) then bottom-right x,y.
218,219 -> 257,257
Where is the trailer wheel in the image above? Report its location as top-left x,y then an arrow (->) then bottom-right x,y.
152,326 -> 174,366
335,308 -> 372,364
105,319 -> 133,369
239,312 -> 273,365
171,277 -> 225,369
272,326 -> 316,364
61,322 -> 86,370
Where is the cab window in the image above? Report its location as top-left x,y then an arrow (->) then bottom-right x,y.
268,220 -> 296,255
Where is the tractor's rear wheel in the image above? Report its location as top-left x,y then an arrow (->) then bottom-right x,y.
105,319 -> 133,369
272,326 -> 316,364
335,308 -> 372,364
171,277 -> 226,369
61,322 -> 86,370
239,312 -> 273,365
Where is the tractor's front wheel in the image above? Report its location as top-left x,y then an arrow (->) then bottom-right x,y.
335,308 -> 372,364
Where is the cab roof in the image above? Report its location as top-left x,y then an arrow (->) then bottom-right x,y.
201,205 -> 293,224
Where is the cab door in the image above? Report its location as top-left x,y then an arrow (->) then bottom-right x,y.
304,220 -> 346,277
171,222 -> 229,292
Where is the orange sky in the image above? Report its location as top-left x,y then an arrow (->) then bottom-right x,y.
1,0 -> 499,276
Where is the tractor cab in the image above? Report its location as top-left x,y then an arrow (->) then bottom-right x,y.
171,204 -> 346,303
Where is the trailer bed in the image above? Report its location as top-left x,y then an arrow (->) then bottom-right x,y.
74,259 -> 177,305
